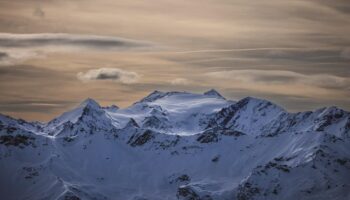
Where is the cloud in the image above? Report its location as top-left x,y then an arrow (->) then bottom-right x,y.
0,33 -> 151,49
171,47 -> 349,68
0,50 -> 42,66
0,33 -> 153,65
206,70 -> 350,90
0,52 -> 8,60
170,78 -> 190,85
77,68 -> 140,84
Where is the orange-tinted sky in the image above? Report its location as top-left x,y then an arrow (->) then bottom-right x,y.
0,0 -> 349,121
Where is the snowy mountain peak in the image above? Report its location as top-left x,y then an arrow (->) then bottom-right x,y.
79,98 -> 100,109
137,90 -> 167,103
317,106 -> 345,116
239,96 -> 285,111
205,96 -> 287,135
46,98 -> 103,129
1,90 -> 350,200
138,90 -> 227,105
203,89 -> 225,99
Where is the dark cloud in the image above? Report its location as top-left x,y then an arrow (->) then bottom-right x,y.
77,68 -> 139,84
310,0 -> 350,15
0,33 -> 150,49
96,73 -> 120,80
0,52 -> 8,60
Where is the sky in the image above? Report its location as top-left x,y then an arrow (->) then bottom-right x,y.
0,0 -> 349,121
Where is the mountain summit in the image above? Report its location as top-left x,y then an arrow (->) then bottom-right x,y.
79,98 -> 101,109
0,90 -> 349,200
203,89 -> 225,99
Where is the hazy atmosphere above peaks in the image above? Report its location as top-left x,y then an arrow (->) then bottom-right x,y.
0,0 -> 349,121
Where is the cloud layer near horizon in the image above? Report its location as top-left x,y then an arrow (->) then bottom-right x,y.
206,70 -> 350,90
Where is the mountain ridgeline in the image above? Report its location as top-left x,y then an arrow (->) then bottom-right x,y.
0,90 -> 349,200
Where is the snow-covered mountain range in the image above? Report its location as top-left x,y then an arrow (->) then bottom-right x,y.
0,90 -> 349,200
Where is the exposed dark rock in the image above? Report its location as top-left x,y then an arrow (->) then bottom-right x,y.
0,134 -> 35,147
236,182 -> 260,200
336,158 -> 348,166
177,186 -> 200,200
126,118 -> 140,128
203,89 -> 225,99
142,116 -> 171,130
220,129 -> 245,137
315,108 -> 345,132
129,130 -> 154,147
182,145 -> 202,151
170,174 -> 191,184
211,155 -> 220,163
5,126 -> 18,134
64,192 -> 81,200
23,167 -> 39,179
157,135 -> 180,149
197,132 -> 218,143
63,136 -> 74,142
263,162 -> 290,173
177,174 -> 190,182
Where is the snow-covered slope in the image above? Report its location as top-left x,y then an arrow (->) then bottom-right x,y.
106,90 -> 233,134
0,90 -> 349,200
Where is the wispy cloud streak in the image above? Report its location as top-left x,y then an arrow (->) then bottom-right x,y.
0,33 -> 153,65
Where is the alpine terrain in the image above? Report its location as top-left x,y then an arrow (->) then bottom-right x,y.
0,90 -> 349,200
